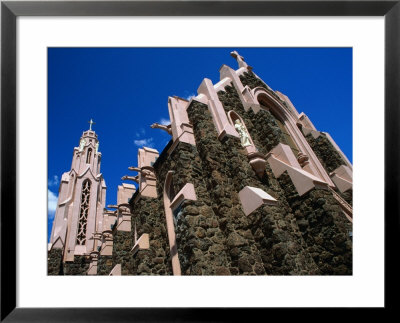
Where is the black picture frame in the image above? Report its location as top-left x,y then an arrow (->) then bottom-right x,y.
1,1 -> 398,321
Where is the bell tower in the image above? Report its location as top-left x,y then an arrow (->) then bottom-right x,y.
49,119 -> 107,262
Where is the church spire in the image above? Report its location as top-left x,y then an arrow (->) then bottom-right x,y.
49,123 -> 107,267
72,120 -> 101,177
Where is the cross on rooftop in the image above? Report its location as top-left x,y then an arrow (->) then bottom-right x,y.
88,118 -> 95,131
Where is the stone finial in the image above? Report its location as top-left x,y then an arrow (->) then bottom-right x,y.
230,50 -> 252,71
151,122 -> 172,135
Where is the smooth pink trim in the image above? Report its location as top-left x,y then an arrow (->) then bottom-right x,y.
163,171 -> 181,275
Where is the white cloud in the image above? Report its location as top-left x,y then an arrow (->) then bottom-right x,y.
135,128 -> 146,138
48,175 -> 59,187
185,93 -> 196,101
134,138 -> 155,147
159,118 -> 170,126
48,189 -> 58,219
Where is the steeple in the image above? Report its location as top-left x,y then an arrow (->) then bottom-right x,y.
49,122 -> 107,263
72,120 -> 101,177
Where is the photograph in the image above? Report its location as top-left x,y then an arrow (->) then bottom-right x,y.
47,47 -> 353,276
1,0 -> 396,318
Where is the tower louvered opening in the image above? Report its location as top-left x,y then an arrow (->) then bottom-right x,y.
76,180 -> 91,245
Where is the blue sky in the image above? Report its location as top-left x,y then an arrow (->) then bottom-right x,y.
48,48 -> 352,241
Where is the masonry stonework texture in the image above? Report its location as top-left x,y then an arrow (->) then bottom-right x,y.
278,173 -> 352,275
97,255 -> 113,275
305,133 -> 347,174
63,256 -> 89,275
47,248 -> 63,275
155,141 -> 231,275
129,196 -> 170,275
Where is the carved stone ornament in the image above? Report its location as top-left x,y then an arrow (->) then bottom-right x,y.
297,152 -> 310,167
79,138 -> 86,152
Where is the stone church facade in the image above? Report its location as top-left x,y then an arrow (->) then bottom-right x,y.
48,51 -> 353,276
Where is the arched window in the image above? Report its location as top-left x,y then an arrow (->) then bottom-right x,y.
76,180 -> 91,245
257,95 -> 299,156
273,116 -> 300,156
86,148 -> 92,164
252,87 -> 335,185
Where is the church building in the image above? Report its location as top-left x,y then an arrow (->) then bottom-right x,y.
48,51 -> 353,275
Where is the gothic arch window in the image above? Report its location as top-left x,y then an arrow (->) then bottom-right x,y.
76,179 -> 91,245
273,116 -> 300,156
252,88 -> 334,185
257,94 -> 299,156
86,148 -> 92,164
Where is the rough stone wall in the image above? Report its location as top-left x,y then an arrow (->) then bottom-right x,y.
305,133 -> 347,174
104,194 -> 170,276
248,163 -> 321,275
63,255 -> 89,275
216,86 -> 321,275
305,132 -> 353,205
187,101 -> 264,275
112,231 -> 133,275
239,71 -> 269,91
130,197 -> 171,275
154,141 -> 231,275
48,248 -> 63,275
340,189 -> 353,206
97,255 -> 113,275
187,100 -> 321,275
278,172 -> 352,275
